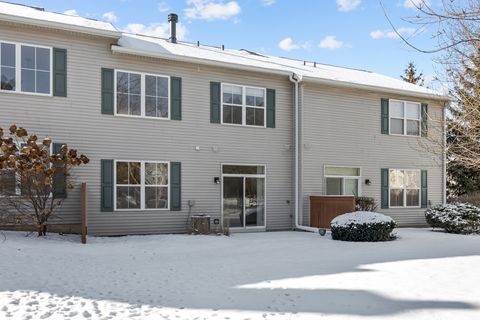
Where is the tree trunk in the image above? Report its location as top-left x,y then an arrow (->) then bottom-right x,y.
37,223 -> 48,236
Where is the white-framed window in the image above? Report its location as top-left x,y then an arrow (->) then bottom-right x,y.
115,70 -> 170,119
389,169 -> 420,208
0,40 -> 52,95
324,166 -> 361,196
221,83 -> 266,127
389,99 -> 421,136
114,160 -> 169,210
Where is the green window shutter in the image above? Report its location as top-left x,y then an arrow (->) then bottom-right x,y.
210,82 -> 221,123
421,103 -> 428,137
266,88 -> 276,128
421,170 -> 428,208
381,98 -> 389,134
53,48 -> 67,97
52,143 -> 67,199
381,168 -> 389,209
170,162 -> 181,211
101,159 -> 114,212
171,77 -> 182,120
101,68 -> 114,115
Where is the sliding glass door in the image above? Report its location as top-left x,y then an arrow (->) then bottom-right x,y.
222,165 -> 266,229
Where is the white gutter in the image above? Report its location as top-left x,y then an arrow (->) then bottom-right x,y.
442,102 -> 447,205
111,44 -> 451,102
0,13 -> 121,38
289,73 -> 319,233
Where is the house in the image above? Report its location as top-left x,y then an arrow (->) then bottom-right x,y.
0,2 -> 448,235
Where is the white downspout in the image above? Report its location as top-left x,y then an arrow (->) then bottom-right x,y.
289,73 -> 319,233
442,102 -> 447,205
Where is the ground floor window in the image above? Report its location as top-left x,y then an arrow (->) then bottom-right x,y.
0,169 -> 18,196
115,161 -> 169,210
324,166 -> 361,196
389,169 -> 420,207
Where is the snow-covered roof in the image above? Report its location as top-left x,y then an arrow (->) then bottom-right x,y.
114,33 -> 449,101
0,1 -> 120,38
1,2 -> 447,100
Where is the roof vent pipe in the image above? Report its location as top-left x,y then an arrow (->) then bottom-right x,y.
168,13 -> 178,43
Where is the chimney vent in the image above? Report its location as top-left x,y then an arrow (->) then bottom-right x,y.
168,13 -> 178,43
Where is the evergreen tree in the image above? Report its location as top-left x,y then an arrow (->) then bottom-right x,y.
401,62 -> 425,86
446,46 -> 480,197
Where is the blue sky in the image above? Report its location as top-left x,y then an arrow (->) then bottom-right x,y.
16,0 -> 441,86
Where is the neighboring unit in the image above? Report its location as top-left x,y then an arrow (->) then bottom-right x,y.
0,2 -> 449,235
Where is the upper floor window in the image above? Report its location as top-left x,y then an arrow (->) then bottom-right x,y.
115,70 -> 170,119
389,100 -> 420,136
325,166 -> 361,196
222,83 -> 266,127
0,41 -> 52,95
389,169 -> 420,207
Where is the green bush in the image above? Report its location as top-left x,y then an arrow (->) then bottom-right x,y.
331,211 -> 396,242
425,203 -> 480,234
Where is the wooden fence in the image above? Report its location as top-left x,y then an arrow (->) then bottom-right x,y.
310,196 -> 356,229
81,182 -> 87,244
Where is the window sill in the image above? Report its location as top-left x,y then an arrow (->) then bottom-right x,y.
113,114 -> 171,121
388,133 -> 421,138
220,122 -> 267,129
113,208 -> 171,212
0,89 -> 53,97
388,206 -> 421,209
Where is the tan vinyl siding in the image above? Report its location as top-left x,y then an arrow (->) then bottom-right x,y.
301,82 -> 444,227
0,22 -> 294,235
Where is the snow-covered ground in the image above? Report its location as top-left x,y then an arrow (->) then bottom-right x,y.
0,229 -> 479,320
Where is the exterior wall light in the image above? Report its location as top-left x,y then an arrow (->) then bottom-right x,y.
365,179 -> 372,186
214,177 -> 220,184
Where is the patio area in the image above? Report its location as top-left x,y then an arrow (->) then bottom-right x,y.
0,228 -> 479,319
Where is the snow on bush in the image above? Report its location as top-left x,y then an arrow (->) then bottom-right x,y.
425,203 -> 480,234
331,211 -> 396,242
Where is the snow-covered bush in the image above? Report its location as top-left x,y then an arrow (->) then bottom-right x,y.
425,203 -> 480,234
331,211 -> 396,242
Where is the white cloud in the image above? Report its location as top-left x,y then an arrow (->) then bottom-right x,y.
102,11 -> 118,23
370,27 -> 416,39
63,9 -> 78,16
184,0 -> 241,21
278,37 -> 310,52
158,1 -> 170,12
123,22 -> 188,40
403,0 -> 430,9
319,35 -> 344,49
336,0 -> 361,12
262,0 -> 275,6
278,37 -> 298,51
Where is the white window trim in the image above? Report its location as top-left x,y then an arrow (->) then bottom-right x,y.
221,163 -> 267,230
114,69 -> 171,120
0,40 -> 53,97
388,99 -> 421,137
388,168 -> 421,209
220,83 -> 267,128
323,165 -> 362,196
113,160 -> 170,211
